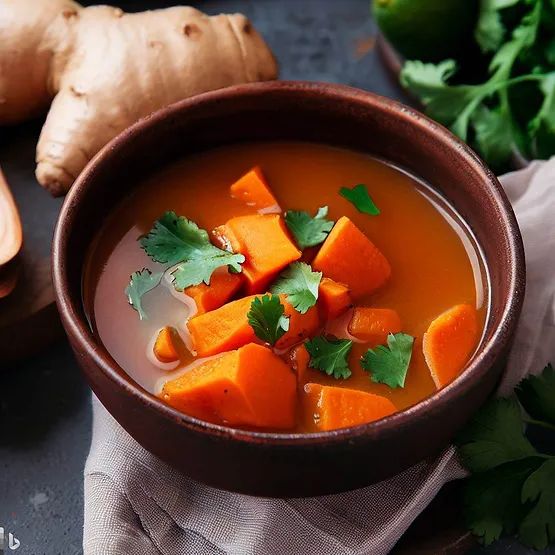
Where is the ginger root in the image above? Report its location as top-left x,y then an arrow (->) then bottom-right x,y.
0,1 -> 278,196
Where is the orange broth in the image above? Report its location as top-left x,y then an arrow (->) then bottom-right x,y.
84,142 -> 488,433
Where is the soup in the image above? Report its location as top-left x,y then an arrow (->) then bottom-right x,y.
84,142 -> 487,433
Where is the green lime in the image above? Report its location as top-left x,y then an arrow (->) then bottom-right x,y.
373,0 -> 479,62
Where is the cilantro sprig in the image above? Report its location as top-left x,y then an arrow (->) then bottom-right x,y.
339,184 -> 380,216
305,336 -> 353,380
125,269 -> 163,320
140,211 -> 245,290
285,206 -> 334,249
361,332 -> 414,389
456,364 -> 555,549
247,294 -> 290,346
270,262 -> 322,314
400,1 -> 555,166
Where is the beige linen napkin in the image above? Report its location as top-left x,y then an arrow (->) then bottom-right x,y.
84,159 -> 555,555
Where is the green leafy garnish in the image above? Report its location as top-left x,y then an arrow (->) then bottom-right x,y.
360,332 -> 414,389
456,397 -> 538,473
247,294 -> 289,346
339,184 -> 380,216
284,206 -> 334,249
456,363 -> 555,549
305,336 -> 353,380
125,269 -> 163,320
141,211 -> 244,289
400,1 -> 555,166
516,363 -> 555,425
269,262 -> 322,314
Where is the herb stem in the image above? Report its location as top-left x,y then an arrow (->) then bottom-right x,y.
523,418 -> 555,433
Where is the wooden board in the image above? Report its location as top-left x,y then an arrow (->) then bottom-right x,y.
0,120 -> 64,364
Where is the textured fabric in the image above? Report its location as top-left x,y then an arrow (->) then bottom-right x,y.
84,160 -> 555,555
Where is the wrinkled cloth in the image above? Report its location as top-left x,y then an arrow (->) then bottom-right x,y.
84,160 -> 555,555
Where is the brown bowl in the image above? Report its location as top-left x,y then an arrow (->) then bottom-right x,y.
52,82 -> 524,497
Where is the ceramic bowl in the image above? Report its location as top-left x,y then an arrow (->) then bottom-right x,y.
52,82 -> 524,496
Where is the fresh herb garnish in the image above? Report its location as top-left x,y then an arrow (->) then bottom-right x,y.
247,294 -> 290,346
141,211 -> 244,289
339,184 -> 380,216
360,332 -> 414,388
125,269 -> 163,320
270,262 -> 322,314
456,364 -> 555,549
305,336 -> 353,380
400,1 -> 555,166
284,206 -> 334,249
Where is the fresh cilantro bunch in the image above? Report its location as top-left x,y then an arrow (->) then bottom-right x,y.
400,0 -> 555,167
456,363 -> 555,549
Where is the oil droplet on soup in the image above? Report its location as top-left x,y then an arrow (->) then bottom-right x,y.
83,142 -> 488,432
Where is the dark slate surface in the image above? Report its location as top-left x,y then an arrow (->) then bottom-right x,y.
0,1 -> 552,554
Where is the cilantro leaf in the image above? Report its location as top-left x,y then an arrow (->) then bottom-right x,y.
529,74 -> 555,145
247,294 -> 289,346
339,184 -> 380,216
305,336 -> 353,380
285,206 -> 334,249
517,363 -> 555,426
456,397 -> 538,473
171,252 -> 245,291
270,262 -> 322,314
463,457 -> 544,546
471,105 -> 514,167
519,458 -> 555,550
475,0 -> 520,54
141,211 -> 245,289
125,269 -> 163,320
360,332 -> 414,389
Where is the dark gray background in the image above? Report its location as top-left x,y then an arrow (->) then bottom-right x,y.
0,1 -> 553,554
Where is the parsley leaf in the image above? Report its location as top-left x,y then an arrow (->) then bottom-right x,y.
305,336 -> 353,380
339,184 -> 380,216
141,211 -> 245,289
463,457 -> 544,546
247,294 -> 289,346
360,332 -> 414,389
285,206 -> 334,249
517,363 -> 555,426
519,458 -> 555,550
270,262 -> 322,314
456,397 -> 538,473
125,269 -> 163,320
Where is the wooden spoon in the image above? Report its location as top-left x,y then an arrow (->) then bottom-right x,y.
0,167 -> 23,297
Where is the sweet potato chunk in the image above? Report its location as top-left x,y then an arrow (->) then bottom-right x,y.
160,343 -> 296,429
319,278 -> 352,320
287,343 -> 311,383
153,326 -> 180,363
184,267 -> 243,315
423,304 -> 478,389
230,166 -> 279,210
312,216 -> 391,298
348,308 -> 402,343
303,383 -> 396,431
188,294 -> 319,357
215,214 -> 301,294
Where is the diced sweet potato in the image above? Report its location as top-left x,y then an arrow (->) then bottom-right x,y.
423,304 -> 478,389
319,278 -> 352,320
230,167 -> 280,210
184,267 -> 243,315
287,343 -> 311,383
348,308 -> 402,343
188,294 -> 319,357
215,214 -> 301,294
153,326 -> 180,363
303,383 -> 396,431
277,296 -> 320,350
312,216 -> 391,298
160,343 -> 296,429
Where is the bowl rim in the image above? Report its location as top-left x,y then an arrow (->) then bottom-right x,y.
52,81 -> 525,446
